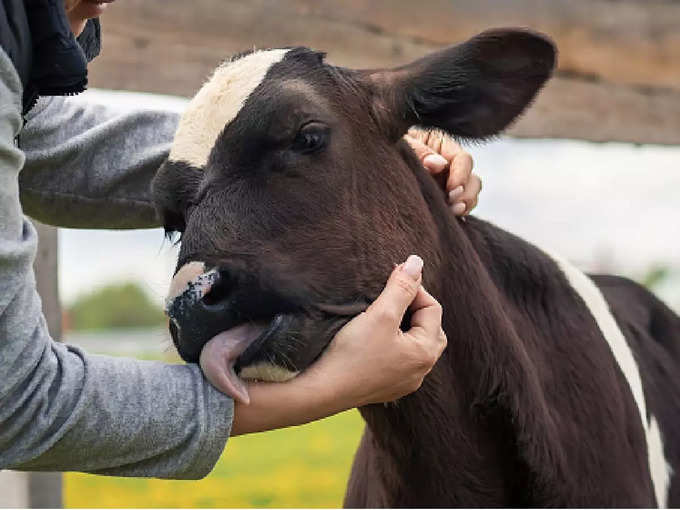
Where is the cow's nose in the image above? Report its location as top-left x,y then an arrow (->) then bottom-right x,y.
166,262 -> 240,362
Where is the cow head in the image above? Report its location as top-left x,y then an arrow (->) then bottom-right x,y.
152,29 -> 555,401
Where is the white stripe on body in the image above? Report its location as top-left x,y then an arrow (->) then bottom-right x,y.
549,252 -> 671,508
169,48 -> 290,168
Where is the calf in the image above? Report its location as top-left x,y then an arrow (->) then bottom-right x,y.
152,29 -> 680,506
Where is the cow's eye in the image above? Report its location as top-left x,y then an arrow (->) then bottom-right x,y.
291,122 -> 329,154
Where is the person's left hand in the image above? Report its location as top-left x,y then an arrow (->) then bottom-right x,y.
405,128 -> 482,216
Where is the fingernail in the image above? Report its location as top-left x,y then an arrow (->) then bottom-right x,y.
423,154 -> 448,171
452,202 -> 466,216
402,254 -> 424,279
448,186 -> 464,202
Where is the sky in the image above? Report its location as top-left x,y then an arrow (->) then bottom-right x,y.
58,90 -> 680,313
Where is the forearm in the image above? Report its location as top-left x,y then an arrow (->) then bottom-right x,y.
231,369 -> 351,436
3,342 -> 234,478
18,95 -> 180,229
6,347 -> 233,479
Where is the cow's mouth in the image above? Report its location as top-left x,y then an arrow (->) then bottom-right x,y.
166,263 -> 303,401
166,262 -> 369,403
198,313 -> 297,404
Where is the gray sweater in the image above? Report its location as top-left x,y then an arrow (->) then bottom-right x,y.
0,47 -> 234,478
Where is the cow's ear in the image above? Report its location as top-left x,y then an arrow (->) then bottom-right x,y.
366,28 -> 556,141
151,159 -> 202,237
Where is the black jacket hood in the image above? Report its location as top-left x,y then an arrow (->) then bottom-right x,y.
1,0 -> 101,114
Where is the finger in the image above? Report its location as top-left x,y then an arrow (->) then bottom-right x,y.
448,181 -> 463,199
404,134 -> 437,163
451,173 -> 482,215
410,129 -> 464,164
366,255 -> 423,325
406,285 -> 444,341
447,151 -> 474,193
451,202 -> 466,216
407,127 -> 429,144
404,134 -> 448,175
433,133 -> 465,163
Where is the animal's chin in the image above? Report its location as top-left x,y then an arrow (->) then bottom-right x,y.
196,313 -> 296,402
234,311 -> 351,379
234,313 -> 299,380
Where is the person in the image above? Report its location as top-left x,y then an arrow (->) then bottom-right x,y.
0,0 -> 482,478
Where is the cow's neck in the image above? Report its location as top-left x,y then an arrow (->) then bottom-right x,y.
358,167 -> 561,506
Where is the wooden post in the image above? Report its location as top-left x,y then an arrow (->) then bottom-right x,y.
28,221 -> 63,509
0,471 -> 29,508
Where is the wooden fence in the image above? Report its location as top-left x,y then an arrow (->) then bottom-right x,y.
89,0 -> 680,145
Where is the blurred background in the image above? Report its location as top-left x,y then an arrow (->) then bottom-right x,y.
4,0 -> 679,508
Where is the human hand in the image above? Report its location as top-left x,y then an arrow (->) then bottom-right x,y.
311,255 -> 447,406
405,128 -> 482,216
228,255 -> 447,435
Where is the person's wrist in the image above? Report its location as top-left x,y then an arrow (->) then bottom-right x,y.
231,373 -> 333,435
293,363 -> 356,415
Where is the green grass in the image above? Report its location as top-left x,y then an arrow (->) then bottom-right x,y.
64,402 -> 364,508
67,282 -> 165,331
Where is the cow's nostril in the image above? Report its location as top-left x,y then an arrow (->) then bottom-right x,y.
201,270 -> 234,306
168,267 -> 243,362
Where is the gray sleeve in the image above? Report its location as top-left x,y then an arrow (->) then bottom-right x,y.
17,94 -> 180,229
1,49 -> 233,479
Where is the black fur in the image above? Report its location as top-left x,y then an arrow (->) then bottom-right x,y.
368,29 -> 556,140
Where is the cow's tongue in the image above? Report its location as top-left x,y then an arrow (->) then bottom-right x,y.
199,323 -> 267,404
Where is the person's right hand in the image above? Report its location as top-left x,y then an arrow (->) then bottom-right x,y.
309,255 -> 447,407
229,255 -> 447,436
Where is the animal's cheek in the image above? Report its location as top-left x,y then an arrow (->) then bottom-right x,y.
250,315 -> 350,374
296,315 -> 355,367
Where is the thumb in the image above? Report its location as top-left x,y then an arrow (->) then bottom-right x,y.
404,134 -> 448,174
366,255 -> 424,324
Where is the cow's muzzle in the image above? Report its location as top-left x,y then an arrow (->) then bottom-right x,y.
165,261 -> 299,402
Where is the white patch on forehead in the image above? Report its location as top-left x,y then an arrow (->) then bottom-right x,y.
169,48 -> 290,169
240,362 -> 299,383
